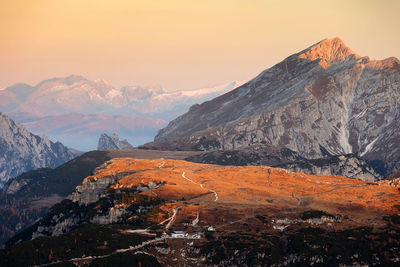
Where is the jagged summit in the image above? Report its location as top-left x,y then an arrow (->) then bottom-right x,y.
0,112 -> 75,186
295,37 -> 360,68
97,133 -> 133,150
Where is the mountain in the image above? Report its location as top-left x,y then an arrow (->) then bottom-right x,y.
97,133 -> 133,150
3,158 -> 400,266
151,37 -> 400,177
0,112 -> 75,187
0,76 -> 242,150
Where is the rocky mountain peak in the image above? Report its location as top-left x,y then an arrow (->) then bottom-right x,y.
97,133 -> 133,150
152,38 -> 400,177
297,37 -> 360,68
0,112 -> 75,186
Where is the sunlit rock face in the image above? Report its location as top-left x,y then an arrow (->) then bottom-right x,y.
154,38 -> 400,176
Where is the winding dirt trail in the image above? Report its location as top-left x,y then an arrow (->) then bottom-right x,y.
159,205 -> 184,230
182,172 -> 218,201
192,211 -> 199,226
158,160 -> 166,168
35,235 -> 168,267
165,205 -> 183,229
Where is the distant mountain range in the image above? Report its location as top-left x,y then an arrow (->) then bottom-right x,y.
146,37 -> 400,177
0,76 -> 243,150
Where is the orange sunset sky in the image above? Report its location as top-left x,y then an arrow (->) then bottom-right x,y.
1,0 -> 399,91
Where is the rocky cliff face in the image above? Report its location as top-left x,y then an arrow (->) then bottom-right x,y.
185,145 -> 380,181
97,133 -> 133,150
153,38 -> 400,176
0,112 -> 75,186
277,154 -> 379,181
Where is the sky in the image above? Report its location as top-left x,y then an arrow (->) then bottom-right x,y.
1,0 -> 399,91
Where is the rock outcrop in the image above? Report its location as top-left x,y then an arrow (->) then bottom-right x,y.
97,133 -> 133,150
0,149 -> 202,246
8,160 -> 163,244
185,145 -> 380,181
277,154 -> 379,181
152,38 -> 400,177
0,112 -> 75,186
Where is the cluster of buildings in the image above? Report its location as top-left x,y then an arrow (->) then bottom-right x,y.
170,226 -> 214,239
